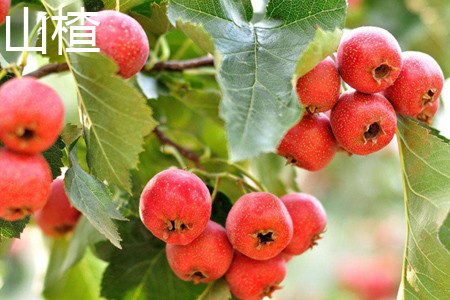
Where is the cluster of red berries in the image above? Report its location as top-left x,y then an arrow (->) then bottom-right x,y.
140,169 -> 327,300
0,77 -> 65,221
278,26 -> 444,171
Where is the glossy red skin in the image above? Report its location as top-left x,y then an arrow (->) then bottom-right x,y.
0,148 -> 51,221
87,11 -> 149,78
34,178 -> 81,237
226,192 -> 293,260
225,252 -> 286,300
0,0 -> 10,24
277,113 -> 337,171
0,77 -> 65,154
296,57 -> 341,113
166,221 -> 233,284
330,91 -> 396,155
139,169 -> 211,245
280,252 -> 293,262
383,51 -> 444,117
415,100 -> 439,125
280,193 -> 327,255
337,26 -> 402,93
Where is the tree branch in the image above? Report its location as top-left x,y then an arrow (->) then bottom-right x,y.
153,127 -> 203,169
25,56 -> 214,79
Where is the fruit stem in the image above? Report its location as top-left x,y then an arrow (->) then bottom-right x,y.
115,0 -> 120,11
210,177 -> 221,203
206,158 -> 268,192
190,169 -> 259,192
160,145 -> 187,169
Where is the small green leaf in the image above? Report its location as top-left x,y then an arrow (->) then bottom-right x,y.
294,27 -> 343,80
397,117 -> 450,299
0,217 -> 29,242
101,218 -> 208,300
65,146 -> 127,248
61,123 -> 82,146
42,138 -> 65,179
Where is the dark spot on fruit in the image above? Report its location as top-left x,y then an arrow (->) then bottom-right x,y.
180,223 -> 187,231
54,224 -> 74,235
193,271 -> 206,279
373,64 -> 391,80
15,127 -> 35,141
257,231 -> 274,245
168,220 -> 176,231
364,122 -> 381,141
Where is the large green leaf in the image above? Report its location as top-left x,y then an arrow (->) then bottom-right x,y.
168,0 -> 347,161
42,138 -> 65,179
396,117 -> 450,299
65,147 -> 127,248
41,0 -> 156,192
101,218 -> 208,300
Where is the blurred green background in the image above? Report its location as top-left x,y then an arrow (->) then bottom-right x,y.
0,0 -> 449,299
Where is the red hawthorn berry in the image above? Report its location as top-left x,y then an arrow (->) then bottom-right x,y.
296,57 -> 341,113
277,113 -> 337,171
337,26 -> 402,93
34,178 -> 81,237
383,51 -> 444,117
139,169 -> 211,245
0,77 -> 65,154
0,148 -> 52,221
280,193 -> 327,255
225,192 -> 293,261
225,252 -> 286,300
86,10 -> 149,78
166,221 -> 234,284
0,0 -> 10,24
330,91 -> 396,155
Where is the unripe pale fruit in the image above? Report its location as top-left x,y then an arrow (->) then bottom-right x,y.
0,0 -> 10,24
0,148 -> 52,221
0,77 -> 65,154
415,100 -> 439,125
140,169 -> 211,245
296,57 -> 341,113
166,221 -> 233,284
277,113 -> 337,171
383,51 -> 444,117
330,91 -> 396,155
34,178 -> 81,237
225,252 -> 286,300
226,192 -> 293,261
280,193 -> 327,255
87,10 -> 149,78
337,26 -> 402,93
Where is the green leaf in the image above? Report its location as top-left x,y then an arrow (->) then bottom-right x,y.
65,146 -> 127,248
168,0 -> 347,161
42,138 -> 65,179
61,123 -> 82,146
210,189 -> 232,227
294,27 -> 343,79
60,216 -> 105,275
44,240 -> 106,300
198,279 -> 231,300
101,218 -> 208,300
67,52 -> 156,192
396,117 -> 450,299
438,213 -> 450,253
130,1 -> 172,38
41,0 -> 156,192
0,217 -> 29,242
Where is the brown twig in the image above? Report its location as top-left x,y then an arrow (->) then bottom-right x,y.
24,56 -> 214,79
153,127 -> 203,169
25,63 -> 70,78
